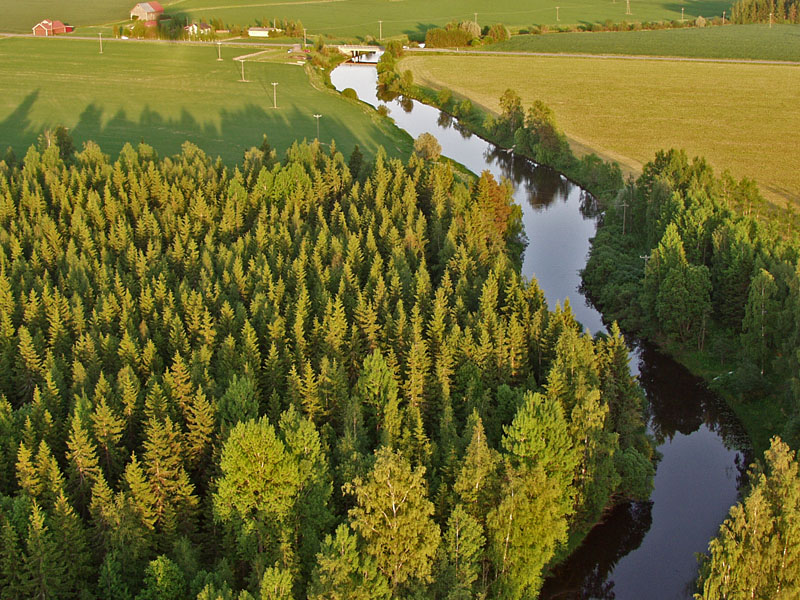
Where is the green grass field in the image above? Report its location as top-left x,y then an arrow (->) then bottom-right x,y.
0,37 -> 410,163
4,0 -> 133,32
3,0 -> 731,38
486,24 -> 800,62
401,54 -> 800,206
166,0 -> 731,39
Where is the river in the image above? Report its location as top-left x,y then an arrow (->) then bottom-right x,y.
330,61 -> 751,600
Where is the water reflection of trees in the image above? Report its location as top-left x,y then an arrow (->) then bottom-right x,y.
437,111 -> 453,129
541,501 -> 653,599
485,147 -> 570,211
636,342 -> 751,454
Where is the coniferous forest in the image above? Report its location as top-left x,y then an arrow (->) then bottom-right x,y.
0,136 -> 654,599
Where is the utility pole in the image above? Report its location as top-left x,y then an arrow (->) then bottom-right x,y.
99,32 -> 103,54
271,82 -> 278,108
378,20 -> 382,40
722,10 -> 726,24
313,114 -> 322,140
619,201 -> 629,235
640,254 -> 651,269
217,41 -> 222,61
681,7 -> 685,22
769,11 -> 773,27
626,0 -> 632,15
239,60 -> 247,82
474,12 -> 478,24
556,6 -> 560,21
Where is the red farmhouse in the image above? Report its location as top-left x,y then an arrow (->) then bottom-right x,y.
32,20 -> 73,36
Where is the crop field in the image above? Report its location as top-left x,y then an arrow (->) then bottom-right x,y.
4,0 -> 731,38
401,54 -> 800,206
0,37 -> 410,163
485,24 -> 800,62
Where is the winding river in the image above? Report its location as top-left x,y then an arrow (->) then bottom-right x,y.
330,62 -> 751,600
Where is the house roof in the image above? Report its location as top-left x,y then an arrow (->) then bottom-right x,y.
33,20 -> 66,31
133,2 -> 164,13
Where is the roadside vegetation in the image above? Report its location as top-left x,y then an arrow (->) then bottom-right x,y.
398,53 -> 800,207
484,24 -> 800,62
0,38 -> 410,164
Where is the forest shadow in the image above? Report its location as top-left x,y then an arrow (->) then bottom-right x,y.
0,91 -> 371,164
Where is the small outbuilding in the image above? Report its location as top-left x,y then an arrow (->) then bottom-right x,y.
32,20 -> 71,36
247,26 -> 282,38
130,1 -> 164,22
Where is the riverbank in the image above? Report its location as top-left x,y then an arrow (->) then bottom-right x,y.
373,46 -> 800,456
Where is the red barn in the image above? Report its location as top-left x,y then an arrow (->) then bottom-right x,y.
32,20 -> 68,36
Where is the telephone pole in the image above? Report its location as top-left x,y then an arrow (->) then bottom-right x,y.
239,60 -> 247,82
619,202 -> 629,235
681,7 -> 685,22
271,82 -> 278,108
378,20 -> 382,40
556,6 -> 560,21
99,33 -> 103,54
722,10 -> 726,24
217,41 -> 222,61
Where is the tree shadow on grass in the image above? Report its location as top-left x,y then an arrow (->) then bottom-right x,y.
402,22 -> 438,43
0,90 -> 387,165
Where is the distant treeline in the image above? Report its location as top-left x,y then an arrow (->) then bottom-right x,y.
732,0 -> 800,23
0,132 -> 652,599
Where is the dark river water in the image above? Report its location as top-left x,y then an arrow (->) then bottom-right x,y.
330,62 -> 751,600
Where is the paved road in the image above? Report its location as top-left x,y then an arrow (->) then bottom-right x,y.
0,32 -> 295,51
406,46 -> 800,66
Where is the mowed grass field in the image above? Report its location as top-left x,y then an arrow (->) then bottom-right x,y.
3,0 -> 133,32
0,38 -> 410,163
486,24 -> 800,62
160,0 -> 728,40
401,54 -> 800,206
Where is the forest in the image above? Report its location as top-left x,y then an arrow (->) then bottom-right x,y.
0,134 -> 654,599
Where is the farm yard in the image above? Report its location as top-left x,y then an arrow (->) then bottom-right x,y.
400,53 -> 800,206
0,37 -> 410,164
